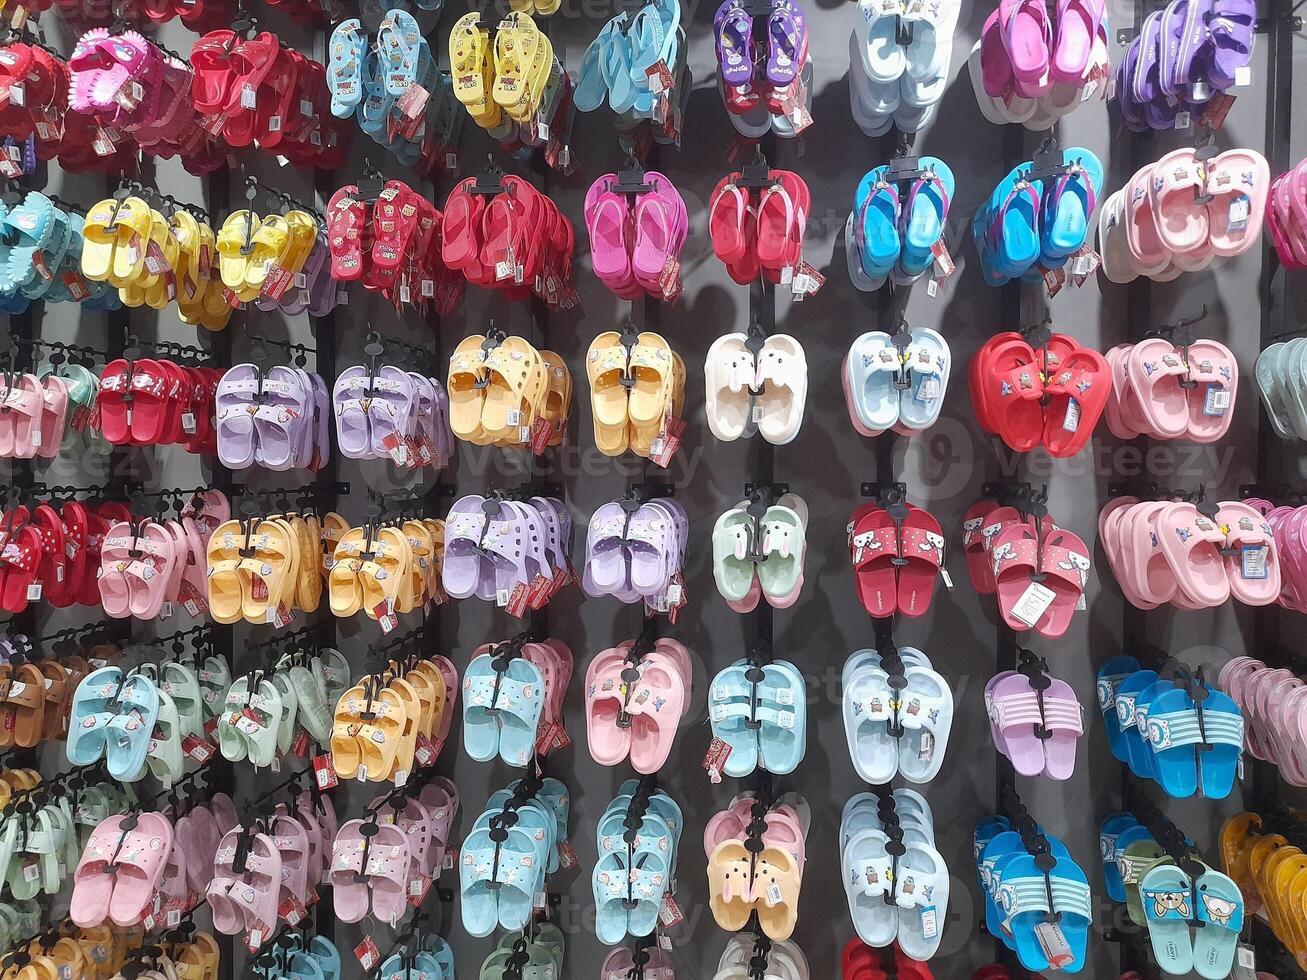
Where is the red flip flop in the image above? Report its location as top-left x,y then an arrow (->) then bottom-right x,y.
442,177 -> 486,271
326,186 -> 365,281
756,169 -> 806,275
367,181 -> 420,290
709,174 -> 751,263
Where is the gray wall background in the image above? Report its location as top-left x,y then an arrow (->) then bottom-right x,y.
12,0 -> 1307,976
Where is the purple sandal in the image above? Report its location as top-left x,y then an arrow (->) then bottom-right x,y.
766,0 -> 807,87
714,0 -> 755,87
1203,0 -> 1255,89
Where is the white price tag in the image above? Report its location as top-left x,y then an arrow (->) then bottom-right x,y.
1010,581 -> 1057,627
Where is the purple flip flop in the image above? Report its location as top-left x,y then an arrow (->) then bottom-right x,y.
767,0 -> 806,87
715,0 -> 755,87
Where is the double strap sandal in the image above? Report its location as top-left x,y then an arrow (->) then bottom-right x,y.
332,360 -> 455,468
587,637 -> 691,773
708,657 -> 805,777
705,791 -> 804,942
0,365 -> 86,459
462,638 -> 570,768
586,330 -> 686,460
332,657 -> 460,784
209,509 -> 341,626
216,363 -> 331,472
841,789 -> 946,961
444,495 -> 572,611
100,499 -> 230,622
845,328 -> 949,436
843,646 -> 952,785
460,786 -> 564,938
0,494 -> 177,614
582,495 -> 687,608
446,332 -> 570,449
328,516 -> 448,622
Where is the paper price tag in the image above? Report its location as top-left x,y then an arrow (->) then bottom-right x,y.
240,84 -> 257,110
1010,581 -> 1057,627
702,738 -> 733,784
1232,944 -> 1256,980
658,893 -> 684,927
1174,110 -> 1191,130
312,753 -> 339,789
354,937 -> 381,972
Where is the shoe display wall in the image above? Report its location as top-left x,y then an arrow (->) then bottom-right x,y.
4,0 -> 1304,977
